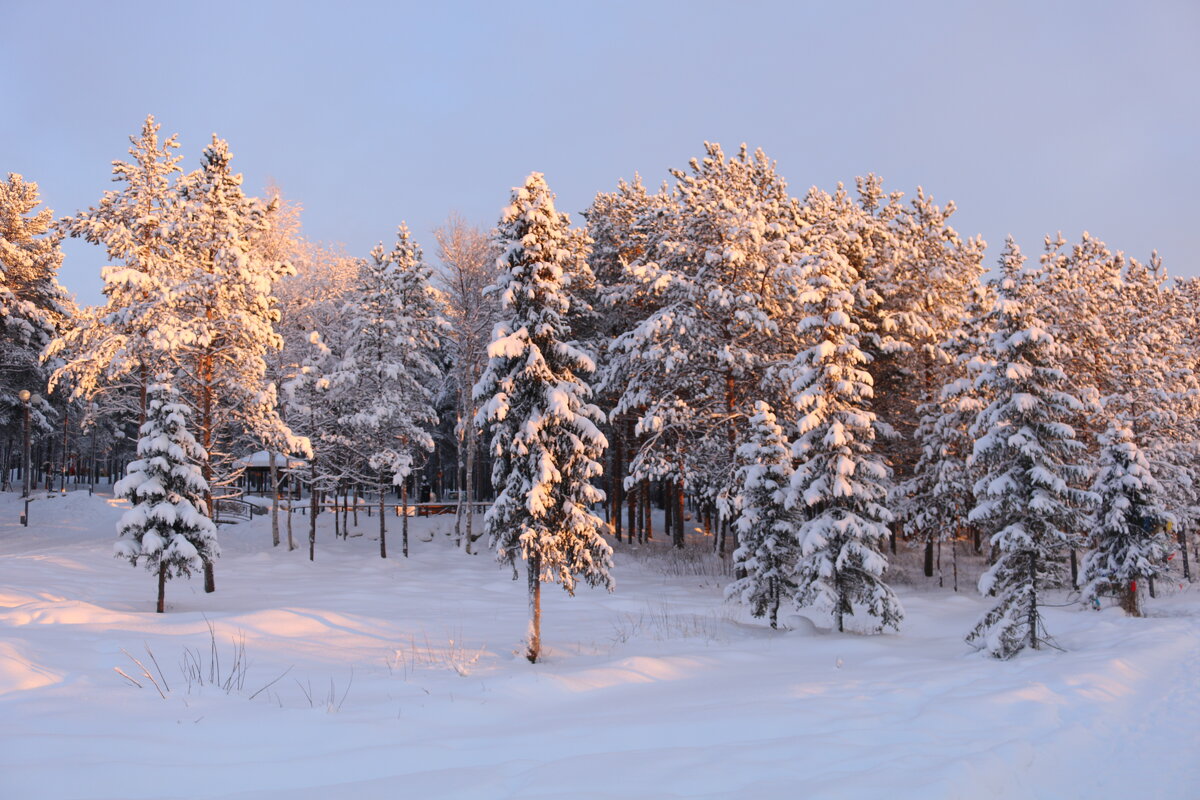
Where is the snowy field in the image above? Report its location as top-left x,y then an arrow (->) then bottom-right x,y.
1,490 -> 1198,800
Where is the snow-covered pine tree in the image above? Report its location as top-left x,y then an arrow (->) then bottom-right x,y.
612,144 -> 806,547
1081,421 -> 1172,616
725,401 -> 798,629
283,328 -> 352,561
1,173 -> 71,438
784,195 -> 902,635
332,224 -> 443,557
50,115 -> 182,427
966,239 -> 1094,658
114,381 -> 218,613
473,172 -> 613,663
169,135 -> 305,587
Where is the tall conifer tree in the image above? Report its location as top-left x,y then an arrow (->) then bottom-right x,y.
474,173 -> 613,663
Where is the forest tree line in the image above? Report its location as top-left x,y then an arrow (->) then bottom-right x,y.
2,118 -> 1195,658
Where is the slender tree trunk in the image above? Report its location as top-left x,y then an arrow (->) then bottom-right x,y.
402,480 -> 409,558
454,410 -> 465,546
627,476 -> 638,542
465,413 -> 477,554
1069,550 -> 1078,590
1028,553 -> 1040,650
379,473 -> 387,558
834,568 -> 845,633
644,481 -> 653,542
672,480 -> 685,549
269,451 -> 280,547
156,562 -> 166,614
287,491 -> 295,551
199,375 -> 216,595
612,426 -> 623,543
527,551 -> 542,663
309,466 -> 317,562
333,485 -> 341,540
924,538 -> 934,577
952,534 -> 959,592
664,481 -> 674,542
937,540 -> 943,588
1179,526 -> 1191,582
769,577 -> 779,630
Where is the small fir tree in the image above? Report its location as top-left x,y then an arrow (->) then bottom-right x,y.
1081,421 -> 1172,616
474,173 -> 614,663
726,401 -> 798,629
114,382 -> 218,613
966,240 -> 1093,658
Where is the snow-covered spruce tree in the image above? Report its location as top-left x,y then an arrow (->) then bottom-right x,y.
784,199 -> 902,635
726,401 -> 798,629
1081,421 -> 1172,616
114,381 -> 218,613
966,239 -> 1094,658
473,172 -> 613,664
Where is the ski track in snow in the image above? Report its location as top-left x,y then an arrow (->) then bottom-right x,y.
1,490 -> 1197,799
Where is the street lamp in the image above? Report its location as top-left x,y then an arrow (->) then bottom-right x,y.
18,389 -> 31,525
18,390 -> 40,526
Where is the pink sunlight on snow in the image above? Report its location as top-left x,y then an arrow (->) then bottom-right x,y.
2,490 -> 1197,799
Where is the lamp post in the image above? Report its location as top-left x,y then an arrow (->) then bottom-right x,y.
18,389 -> 31,526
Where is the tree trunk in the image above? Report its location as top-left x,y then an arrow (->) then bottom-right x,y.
1028,553 -> 1039,650
465,413 -> 477,554
269,451 -> 280,548
402,480 -> 409,558
1120,580 -> 1142,617
156,562 -> 166,614
628,476 -> 638,542
663,481 -> 674,542
1069,549 -> 1078,590
672,480 -> 685,549
769,577 -> 779,630
527,551 -> 542,663
923,538 -> 934,577
612,426 -> 623,543
309,467 -> 317,562
287,492 -> 295,551
333,486 -> 341,540
644,481 -> 653,542
379,473 -> 388,558
198,356 -> 216,595
1179,526 -> 1191,582
834,568 -> 845,633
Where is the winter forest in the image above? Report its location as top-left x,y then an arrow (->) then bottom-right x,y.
4,112 -> 1200,797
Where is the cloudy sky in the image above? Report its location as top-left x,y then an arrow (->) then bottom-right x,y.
4,0 -> 1197,304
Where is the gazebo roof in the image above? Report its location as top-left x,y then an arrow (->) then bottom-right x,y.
235,450 -> 308,469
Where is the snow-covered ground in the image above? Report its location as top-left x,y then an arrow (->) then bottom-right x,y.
1,489 -> 1197,799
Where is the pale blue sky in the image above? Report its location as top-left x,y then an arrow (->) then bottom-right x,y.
4,0 -> 1197,304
